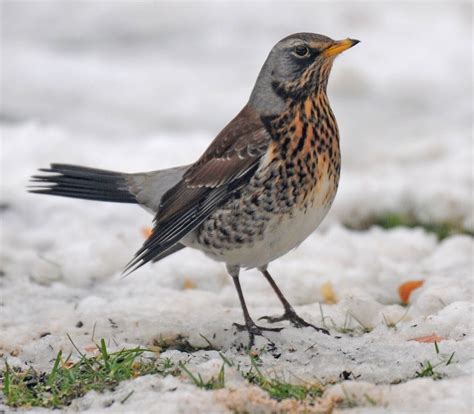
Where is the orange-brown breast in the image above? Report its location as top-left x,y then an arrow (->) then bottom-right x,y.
266,93 -> 340,207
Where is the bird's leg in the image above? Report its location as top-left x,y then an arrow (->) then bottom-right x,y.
258,268 -> 329,335
228,265 -> 282,348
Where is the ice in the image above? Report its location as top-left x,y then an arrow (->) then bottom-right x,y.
1,2 -> 472,413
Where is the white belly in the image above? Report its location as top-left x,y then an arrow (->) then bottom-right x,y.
187,174 -> 336,269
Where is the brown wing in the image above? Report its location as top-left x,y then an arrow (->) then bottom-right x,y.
183,105 -> 271,187
124,105 -> 271,273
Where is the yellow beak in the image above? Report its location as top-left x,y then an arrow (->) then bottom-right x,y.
323,38 -> 360,57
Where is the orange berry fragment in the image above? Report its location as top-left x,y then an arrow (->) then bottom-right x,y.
410,334 -> 445,343
320,281 -> 337,304
142,227 -> 153,238
183,278 -> 197,290
398,280 -> 424,304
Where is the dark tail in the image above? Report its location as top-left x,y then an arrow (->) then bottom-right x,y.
29,163 -> 137,203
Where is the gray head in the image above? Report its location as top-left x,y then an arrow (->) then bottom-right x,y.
249,33 -> 359,115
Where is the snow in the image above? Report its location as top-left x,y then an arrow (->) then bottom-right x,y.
1,2 -> 473,413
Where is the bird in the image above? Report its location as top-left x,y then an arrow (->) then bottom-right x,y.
30,33 -> 359,347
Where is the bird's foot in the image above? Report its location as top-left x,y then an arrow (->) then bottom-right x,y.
233,322 -> 283,348
259,309 -> 330,335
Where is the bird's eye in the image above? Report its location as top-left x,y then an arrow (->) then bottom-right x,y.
294,45 -> 309,57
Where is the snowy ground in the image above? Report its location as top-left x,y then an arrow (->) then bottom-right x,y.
1,2 -> 473,413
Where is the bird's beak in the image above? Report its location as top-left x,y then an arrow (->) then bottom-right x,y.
323,38 -> 360,57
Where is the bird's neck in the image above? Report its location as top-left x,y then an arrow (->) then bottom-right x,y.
258,92 -> 341,208
248,79 -> 286,117
262,87 -> 338,140
262,91 -> 340,169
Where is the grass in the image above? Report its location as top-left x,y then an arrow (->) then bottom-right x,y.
179,362 -> 226,390
9,332 -> 427,410
3,335 -> 453,412
1,319 -> 457,410
381,307 -> 410,330
415,359 -> 444,381
414,341 -> 455,381
1,340 -> 326,409
243,355 -> 324,402
1,338 -> 181,408
178,352 -> 324,401
344,212 -> 473,240
319,304 -> 372,335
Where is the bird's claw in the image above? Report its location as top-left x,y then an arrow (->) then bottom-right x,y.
259,310 -> 330,335
258,315 -> 287,324
233,322 -> 283,348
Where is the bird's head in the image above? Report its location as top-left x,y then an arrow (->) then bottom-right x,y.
249,33 -> 359,115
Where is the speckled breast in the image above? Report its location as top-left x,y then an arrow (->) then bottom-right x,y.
187,94 -> 341,268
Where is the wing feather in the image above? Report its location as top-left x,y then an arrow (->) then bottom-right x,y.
125,105 -> 270,273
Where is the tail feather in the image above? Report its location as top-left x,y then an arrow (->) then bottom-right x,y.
30,163 -> 190,265
29,163 -> 137,203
